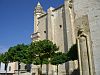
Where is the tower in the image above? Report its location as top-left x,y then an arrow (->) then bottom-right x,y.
34,2 -> 45,33
31,2 -> 45,41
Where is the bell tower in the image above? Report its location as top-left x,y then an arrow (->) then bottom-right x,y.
34,2 -> 45,33
31,2 -> 45,41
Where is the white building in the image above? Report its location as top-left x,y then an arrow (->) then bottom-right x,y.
0,62 -> 31,75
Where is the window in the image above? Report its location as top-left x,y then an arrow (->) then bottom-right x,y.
9,66 -> 11,71
59,25 -> 62,28
25,64 -> 31,72
44,31 -> 46,33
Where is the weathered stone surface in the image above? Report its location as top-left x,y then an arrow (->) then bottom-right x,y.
74,0 -> 100,74
32,0 -> 100,75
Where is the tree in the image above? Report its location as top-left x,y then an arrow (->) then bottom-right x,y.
0,53 -> 4,69
50,52 -> 67,75
0,54 -> 1,68
0,44 -> 29,75
7,44 -> 29,75
66,44 -> 78,61
0,53 -> 3,64
0,52 -> 9,75
8,44 -> 29,62
28,39 -> 59,75
40,40 -> 59,75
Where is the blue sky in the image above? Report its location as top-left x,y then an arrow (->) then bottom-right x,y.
0,0 -> 64,53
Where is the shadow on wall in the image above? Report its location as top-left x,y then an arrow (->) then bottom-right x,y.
71,68 -> 79,75
66,44 -> 79,75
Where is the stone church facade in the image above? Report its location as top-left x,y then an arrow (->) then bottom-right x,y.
31,0 -> 100,75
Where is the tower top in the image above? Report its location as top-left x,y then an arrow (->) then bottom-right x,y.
37,2 -> 41,6
34,1 -> 44,14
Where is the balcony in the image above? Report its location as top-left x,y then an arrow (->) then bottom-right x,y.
31,32 -> 40,41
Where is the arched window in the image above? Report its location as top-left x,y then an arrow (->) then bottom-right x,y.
9,66 -> 11,71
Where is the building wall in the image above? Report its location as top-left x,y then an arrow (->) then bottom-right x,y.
53,7 -> 65,53
64,1 -> 78,74
73,0 -> 100,75
33,0 -> 100,75
0,62 -> 6,73
38,15 -> 47,40
0,62 -> 17,74
7,62 -> 17,73
0,62 -> 31,75
37,6 -> 67,75
38,6 -> 67,74
53,7 -> 67,75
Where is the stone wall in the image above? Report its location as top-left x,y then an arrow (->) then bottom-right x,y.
38,15 -> 47,40
37,5 -> 67,75
73,0 -> 100,75
52,6 -> 66,74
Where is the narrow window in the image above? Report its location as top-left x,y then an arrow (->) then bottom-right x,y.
9,66 -> 11,71
59,25 -> 62,28
44,31 -> 46,33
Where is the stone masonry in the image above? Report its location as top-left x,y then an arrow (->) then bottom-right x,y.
31,0 -> 100,75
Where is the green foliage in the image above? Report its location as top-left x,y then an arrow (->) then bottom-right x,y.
28,39 -> 59,75
7,44 -> 29,63
28,39 -> 59,64
0,54 -> 3,62
50,52 -> 66,65
0,52 -> 9,64
0,41 -> 78,65
50,44 -> 78,65
66,44 -> 78,61
50,52 -> 67,75
0,53 -> 4,62
33,57 -> 41,65
0,40 -> 78,75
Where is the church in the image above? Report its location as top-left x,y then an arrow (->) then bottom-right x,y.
31,0 -> 100,75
